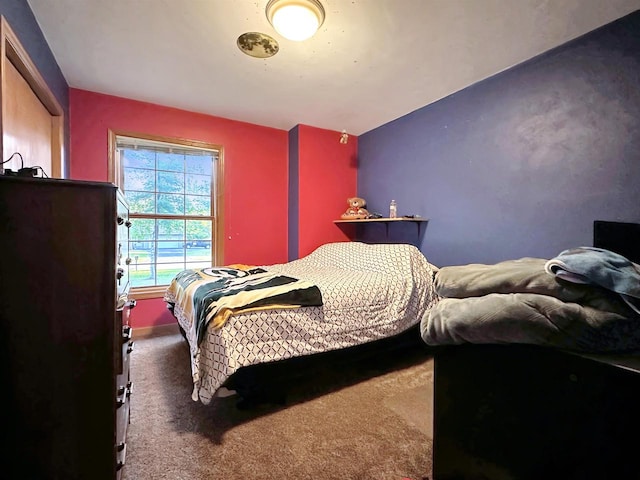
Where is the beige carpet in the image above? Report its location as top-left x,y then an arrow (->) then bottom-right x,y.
121,333 -> 434,480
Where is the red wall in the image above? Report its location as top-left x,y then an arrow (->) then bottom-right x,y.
296,124 -> 358,257
69,90 -> 359,330
70,89 -> 289,329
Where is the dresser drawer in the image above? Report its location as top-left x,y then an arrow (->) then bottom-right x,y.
115,381 -> 131,479
115,322 -> 133,479
115,438 -> 127,480
117,327 -> 133,387
115,381 -> 131,436
116,301 -> 135,377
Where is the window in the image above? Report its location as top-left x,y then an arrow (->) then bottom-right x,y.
109,131 -> 224,298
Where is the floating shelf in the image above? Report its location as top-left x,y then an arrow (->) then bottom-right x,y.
334,217 -> 429,237
333,217 -> 428,224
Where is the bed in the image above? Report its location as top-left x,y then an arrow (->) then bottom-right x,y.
164,241 -> 438,405
422,220 -> 640,479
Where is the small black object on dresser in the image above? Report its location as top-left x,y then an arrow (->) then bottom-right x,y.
0,176 -> 134,480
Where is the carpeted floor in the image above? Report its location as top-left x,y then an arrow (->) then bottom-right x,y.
121,333 -> 434,480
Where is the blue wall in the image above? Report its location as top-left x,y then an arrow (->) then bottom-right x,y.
0,0 -> 69,172
358,10 -> 640,267
288,125 -> 299,261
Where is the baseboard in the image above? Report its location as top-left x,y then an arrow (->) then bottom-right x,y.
132,322 -> 180,340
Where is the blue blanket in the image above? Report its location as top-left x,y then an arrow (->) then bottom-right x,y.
545,247 -> 640,314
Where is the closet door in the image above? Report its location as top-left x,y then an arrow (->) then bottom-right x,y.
1,16 -> 64,177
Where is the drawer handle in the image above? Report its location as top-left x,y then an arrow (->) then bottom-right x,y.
122,326 -> 132,343
116,385 -> 129,408
116,442 -> 127,470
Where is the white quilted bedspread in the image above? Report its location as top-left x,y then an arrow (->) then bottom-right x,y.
165,241 -> 438,404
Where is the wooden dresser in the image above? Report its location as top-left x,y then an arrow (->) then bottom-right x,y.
0,176 -> 134,479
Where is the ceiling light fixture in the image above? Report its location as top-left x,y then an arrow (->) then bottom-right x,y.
266,0 -> 325,42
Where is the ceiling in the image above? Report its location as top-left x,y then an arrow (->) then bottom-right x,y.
27,0 -> 640,136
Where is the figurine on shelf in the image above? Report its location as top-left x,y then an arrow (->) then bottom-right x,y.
341,197 -> 370,220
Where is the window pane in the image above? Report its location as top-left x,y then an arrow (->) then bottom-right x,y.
122,148 -> 155,169
129,218 -> 156,243
186,219 -> 212,242
127,191 -> 155,214
157,263 -> 186,286
157,152 -> 185,172
185,195 -> 210,215
124,167 -> 155,192
130,249 -> 151,266
185,173 -> 210,196
131,270 -> 155,288
158,218 -> 184,237
157,247 -> 185,264
157,171 -> 184,193
186,155 -> 213,175
186,246 -> 211,263
157,193 -> 184,214
157,219 -> 185,262
186,260 -> 211,270
129,242 -> 155,288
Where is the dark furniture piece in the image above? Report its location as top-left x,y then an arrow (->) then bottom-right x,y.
0,176 -> 134,479
432,220 -> 640,479
433,344 -> 640,479
593,220 -> 640,263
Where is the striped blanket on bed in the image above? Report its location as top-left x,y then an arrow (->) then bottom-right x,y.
166,266 -> 323,345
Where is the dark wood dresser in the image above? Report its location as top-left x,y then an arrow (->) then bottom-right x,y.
0,176 -> 134,479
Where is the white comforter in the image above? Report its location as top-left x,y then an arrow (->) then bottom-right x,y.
165,241 -> 438,404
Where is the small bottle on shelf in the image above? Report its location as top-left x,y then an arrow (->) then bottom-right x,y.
389,199 -> 397,218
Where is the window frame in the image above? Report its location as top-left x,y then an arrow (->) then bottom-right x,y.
108,129 -> 224,299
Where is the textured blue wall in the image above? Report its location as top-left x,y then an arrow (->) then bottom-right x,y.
358,10 -> 640,267
0,0 -> 69,172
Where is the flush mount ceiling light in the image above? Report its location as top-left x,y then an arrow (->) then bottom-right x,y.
266,0 -> 325,41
